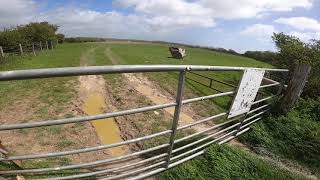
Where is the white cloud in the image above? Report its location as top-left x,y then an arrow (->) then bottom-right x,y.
240,24 -> 276,40
275,17 -> 320,31
201,0 -> 312,19
113,0 -> 215,28
0,0 -> 317,51
38,8 -> 152,38
0,0 -> 37,28
115,0 -> 313,20
289,31 -> 320,41
0,0 -> 314,35
37,8 -> 206,40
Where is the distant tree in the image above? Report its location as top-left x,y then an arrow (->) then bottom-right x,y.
272,32 -> 320,98
0,22 -> 59,47
243,51 -> 278,65
227,49 -> 238,55
57,33 -> 65,43
18,22 -> 58,43
0,28 -> 27,47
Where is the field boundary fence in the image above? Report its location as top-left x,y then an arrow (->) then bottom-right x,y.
0,40 -> 58,59
0,65 -> 288,180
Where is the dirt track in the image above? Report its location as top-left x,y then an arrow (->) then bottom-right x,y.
104,48 -> 208,132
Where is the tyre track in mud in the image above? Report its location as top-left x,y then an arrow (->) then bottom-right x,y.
79,47 -> 129,156
104,47 -> 209,132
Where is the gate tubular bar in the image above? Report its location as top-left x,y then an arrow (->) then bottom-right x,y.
128,127 -> 251,180
101,160 -> 167,180
177,112 -> 227,130
173,122 -> 242,154
218,126 -> 252,145
0,91 -> 234,131
37,121 -> 255,180
173,110 -> 267,154
174,118 -> 239,144
0,65 -> 288,179
0,90 -> 272,131
188,71 -> 237,88
0,95 -> 271,162
0,110 -> 264,175
186,77 -> 225,93
0,103 -> 176,131
0,144 -> 169,174
170,128 -> 245,162
0,130 -> 172,161
40,153 -> 168,180
0,65 -> 288,81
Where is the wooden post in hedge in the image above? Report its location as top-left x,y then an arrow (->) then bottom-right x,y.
280,63 -> 311,114
40,41 -> 43,51
32,43 -> 36,56
19,44 -> 23,55
46,41 -> 49,50
0,46 -> 4,57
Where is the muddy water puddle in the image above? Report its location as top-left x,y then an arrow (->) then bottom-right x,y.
83,93 -> 127,156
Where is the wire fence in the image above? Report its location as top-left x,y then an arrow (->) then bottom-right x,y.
0,40 -> 58,59
0,65 -> 288,179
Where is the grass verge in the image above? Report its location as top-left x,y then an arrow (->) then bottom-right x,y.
239,98 -> 320,176
159,144 -> 307,180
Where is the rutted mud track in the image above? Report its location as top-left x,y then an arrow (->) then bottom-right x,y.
78,48 -> 129,156
104,48 -> 209,132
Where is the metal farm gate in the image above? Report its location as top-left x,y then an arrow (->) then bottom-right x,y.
0,65 -> 288,180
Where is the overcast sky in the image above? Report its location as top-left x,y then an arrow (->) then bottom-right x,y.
0,0 -> 319,52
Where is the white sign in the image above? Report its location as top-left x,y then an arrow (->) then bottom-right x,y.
228,69 -> 265,118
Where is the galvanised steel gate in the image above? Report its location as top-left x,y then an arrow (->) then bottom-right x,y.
0,65 -> 288,180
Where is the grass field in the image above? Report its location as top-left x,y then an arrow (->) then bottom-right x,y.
0,42 -> 306,179
104,42 -> 273,115
0,43 -> 96,175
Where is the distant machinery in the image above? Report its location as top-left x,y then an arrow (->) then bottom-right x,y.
169,47 -> 186,59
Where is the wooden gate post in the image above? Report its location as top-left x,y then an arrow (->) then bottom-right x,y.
280,64 -> 311,114
0,46 -> 4,57
46,41 -> 49,50
32,43 -> 36,56
40,41 -> 43,51
19,44 -> 23,55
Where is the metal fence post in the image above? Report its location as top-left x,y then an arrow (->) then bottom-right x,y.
32,43 -> 36,56
19,44 -> 23,55
165,70 -> 186,168
0,46 -> 4,57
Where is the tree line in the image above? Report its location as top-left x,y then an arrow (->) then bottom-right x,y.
0,22 -> 65,48
244,33 -> 320,98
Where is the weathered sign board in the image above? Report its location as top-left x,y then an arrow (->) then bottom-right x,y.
228,69 -> 265,118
